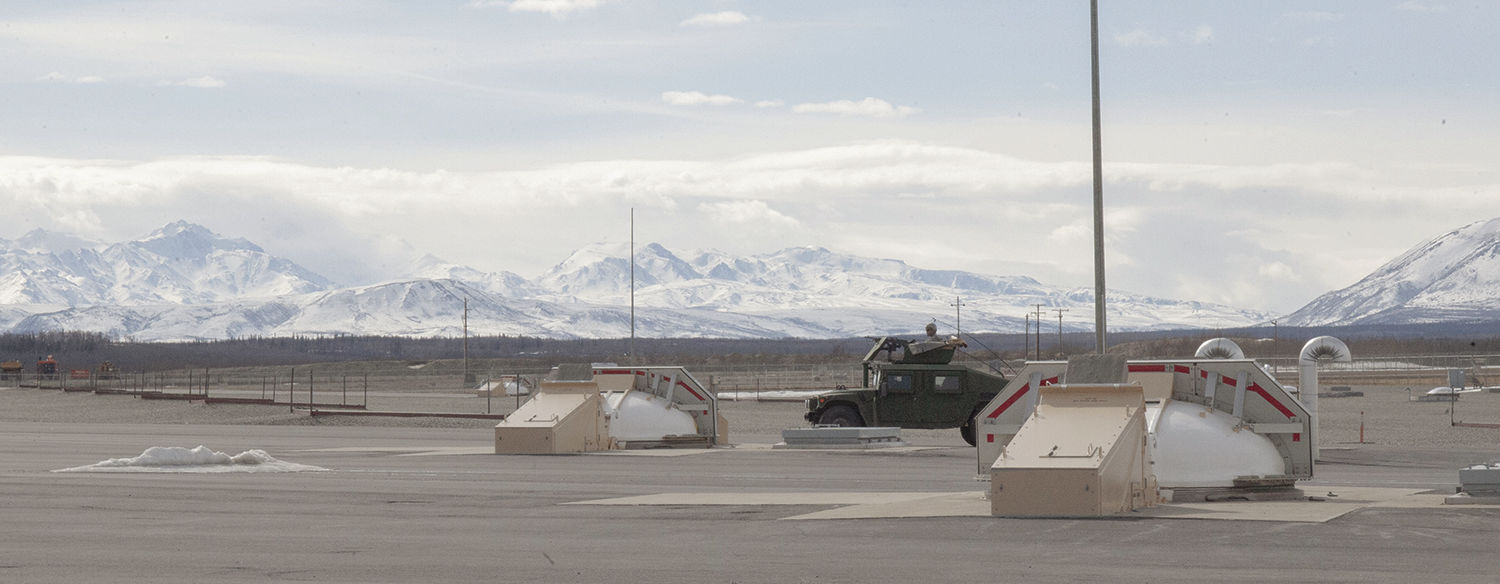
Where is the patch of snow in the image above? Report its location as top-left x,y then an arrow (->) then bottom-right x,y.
53,445 -> 327,473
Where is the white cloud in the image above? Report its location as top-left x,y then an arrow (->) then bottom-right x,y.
699,200 -> 799,228
1395,1 -> 1448,13
662,91 -> 744,106
681,11 -> 752,27
39,72 -> 104,84
1283,11 -> 1343,24
754,100 -> 784,109
791,98 -> 920,118
158,76 -> 227,88
474,0 -> 611,18
1189,25 -> 1214,45
1114,29 -> 1169,47
1258,262 -> 1298,280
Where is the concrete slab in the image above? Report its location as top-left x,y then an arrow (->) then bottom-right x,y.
785,492 -> 989,520
777,426 -> 907,449
565,492 -> 948,507
296,446 -> 493,456
589,448 -> 721,457
567,486 -> 1474,523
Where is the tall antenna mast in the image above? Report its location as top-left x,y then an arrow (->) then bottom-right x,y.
629,208 -> 636,365
462,297 -> 471,384
1090,0 -> 1108,354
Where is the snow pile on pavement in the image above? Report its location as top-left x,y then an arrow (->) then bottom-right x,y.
54,445 -> 327,473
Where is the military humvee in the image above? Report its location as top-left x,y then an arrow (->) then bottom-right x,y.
803,336 -> 1008,446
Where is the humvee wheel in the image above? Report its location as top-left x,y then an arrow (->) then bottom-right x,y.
818,404 -> 864,427
959,405 -> 983,446
960,419 -> 976,446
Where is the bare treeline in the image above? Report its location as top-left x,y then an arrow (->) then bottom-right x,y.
0,332 -> 876,373
2,321 -> 1496,374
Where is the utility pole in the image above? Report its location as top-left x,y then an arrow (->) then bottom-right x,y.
462,297 -> 471,385
1090,0 -> 1109,354
1271,319 -> 1279,376
1024,313 -> 1031,361
1053,307 -> 1069,354
951,296 -> 965,339
1033,304 -> 1045,359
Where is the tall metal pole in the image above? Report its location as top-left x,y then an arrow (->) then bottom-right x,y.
1090,0 -> 1108,354
629,207 -> 636,365
462,297 -> 469,385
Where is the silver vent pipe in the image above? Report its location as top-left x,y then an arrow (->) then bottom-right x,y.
1299,336 -> 1351,461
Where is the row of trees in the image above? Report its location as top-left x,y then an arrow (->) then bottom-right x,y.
2,323 -> 1496,373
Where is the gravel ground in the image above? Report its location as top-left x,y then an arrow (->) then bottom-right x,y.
3,381 -> 1499,450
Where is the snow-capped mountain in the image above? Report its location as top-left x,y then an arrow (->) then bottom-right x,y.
0,220 -> 1283,341
1282,217 -> 1500,326
0,221 -> 333,307
400,254 -> 538,298
533,242 -> 701,299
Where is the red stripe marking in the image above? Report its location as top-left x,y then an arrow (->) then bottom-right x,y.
1293,433 -> 1301,442
986,434 -> 995,443
1220,375 -> 1238,387
1131,364 -> 1191,374
1248,383 -> 1296,418
986,383 -> 1030,419
1040,376 -> 1059,387
677,380 -> 705,401
595,368 -> 632,375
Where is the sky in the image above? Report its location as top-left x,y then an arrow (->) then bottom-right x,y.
2,1 -> 1496,316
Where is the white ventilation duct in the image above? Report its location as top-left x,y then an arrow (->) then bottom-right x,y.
1194,338 -> 1246,359
1298,336 -> 1351,460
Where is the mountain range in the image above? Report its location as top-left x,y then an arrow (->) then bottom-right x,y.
1282,217 -> 1500,326
1,217 -> 1497,341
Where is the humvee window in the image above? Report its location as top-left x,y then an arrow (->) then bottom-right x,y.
884,373 -> 913,393
934,374 -> 961,393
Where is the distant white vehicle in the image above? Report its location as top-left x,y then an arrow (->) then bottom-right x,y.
1427,386 -> 1485,396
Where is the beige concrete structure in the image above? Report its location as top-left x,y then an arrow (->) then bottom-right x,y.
988,383 -> 1159,516
493,380 -> 613,454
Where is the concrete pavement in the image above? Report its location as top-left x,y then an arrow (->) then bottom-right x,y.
4,421 -> 1499,583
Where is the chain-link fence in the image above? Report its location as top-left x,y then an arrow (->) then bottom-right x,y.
6,354 -> 1496,417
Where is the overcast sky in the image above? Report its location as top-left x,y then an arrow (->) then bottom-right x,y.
2,1 -> 1495,315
